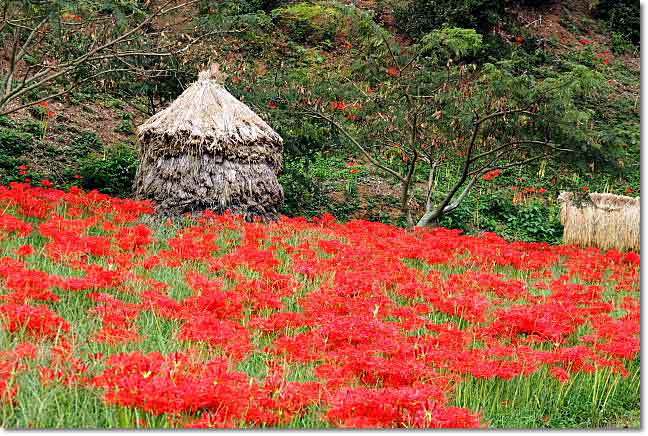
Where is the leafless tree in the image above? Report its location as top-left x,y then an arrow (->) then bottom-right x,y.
0,0 -> 239,116
303,29 -> 577,227
308,105 -> 567,227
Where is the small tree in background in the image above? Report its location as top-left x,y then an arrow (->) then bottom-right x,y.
304,23 -> 607,227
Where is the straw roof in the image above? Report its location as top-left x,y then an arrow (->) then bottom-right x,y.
558,192 -> 640,252
558,192 -> 639,210
138,69 -> 283,170
133,66 -> 284,220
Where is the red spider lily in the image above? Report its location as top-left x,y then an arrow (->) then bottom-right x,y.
0,259 -> 61,302
114,224 -> 153,253
0,303 -> 69,338
15,245 -> 34,257
387,66 -> 400,77
549,366 -> 571,383
36,101 -> 56,118
249,311 -> 307,333
595,50 -> 613,65
178,317 -> 252,359
482,169 -> 502,181
0,343 -> 38,403
92,351 -> 310,425
326,386 -> 481,428
0,183 -> 639,428
61,12 -> 83,22
0,215 -> 33,237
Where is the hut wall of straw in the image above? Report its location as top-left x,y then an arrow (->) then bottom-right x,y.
134,151 -> 283,219
558,192 -> 640,252
133,68 -> 284,220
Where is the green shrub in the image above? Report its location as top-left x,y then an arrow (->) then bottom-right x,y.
439,191 -> 563,244
271,2 -> 342,46
279,153 -> 364,220
198,0 -> 275,47
70,131 -> 104,158
394,0 -> 504,38
279,157 -> 328,217
498,200 -> 563,243
18,119 -> 45,137
595,0 -> 639,45
79,143 -> 139,197
0,121 -> 37,184
96,0 -> 145,17
28,104 -> 48,120
115,112 -> 135,134
610,32 -> 635,55
0,128 -> 34,157
199,0 -> 267,15
394,0 -> 560,39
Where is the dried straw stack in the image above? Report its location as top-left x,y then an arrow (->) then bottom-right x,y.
133,65 -> 284,220
558,192 -> 640,252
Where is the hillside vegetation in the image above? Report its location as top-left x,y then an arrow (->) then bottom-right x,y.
0,0 -> 639,241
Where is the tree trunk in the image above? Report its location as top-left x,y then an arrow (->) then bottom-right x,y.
416,209 -> 441,227
400,180 -> 414,227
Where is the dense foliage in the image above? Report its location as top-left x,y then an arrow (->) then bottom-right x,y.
0,0 -> 641,429
0,0 -> 640,242
394,0 -> 505,37
594,0 -> 640,45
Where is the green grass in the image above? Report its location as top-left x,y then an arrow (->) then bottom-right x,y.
453,360 -> 640,428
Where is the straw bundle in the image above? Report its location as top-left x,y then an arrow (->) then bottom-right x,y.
133,66 -> 284,220
558,192 -> 640,252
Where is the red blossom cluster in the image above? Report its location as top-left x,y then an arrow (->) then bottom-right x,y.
0,303 -> 69,337
511,186 -> 548,194
482,169 -> 503,181
0,182 -> 639,428
36,101 -> 56,118
595,50 -> 613,65
92,351 -> 322,426
0,343 -> 38,403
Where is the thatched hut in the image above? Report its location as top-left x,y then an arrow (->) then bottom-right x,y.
558,192 -> 640,252
133,65 -> 284,220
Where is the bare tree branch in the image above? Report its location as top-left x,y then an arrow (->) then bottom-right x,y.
14,16 -> 48,63
379,31 -> 400,71
425,159 -> 441,211
0,0 -> 198,112
0,68 -> 172,117
442,174 -> 480,214
304,110 -> 406,182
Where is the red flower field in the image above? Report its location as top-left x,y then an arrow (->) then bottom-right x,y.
0,183 -> 640,428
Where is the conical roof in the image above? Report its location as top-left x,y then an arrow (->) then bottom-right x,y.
138,69 -> 283,169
